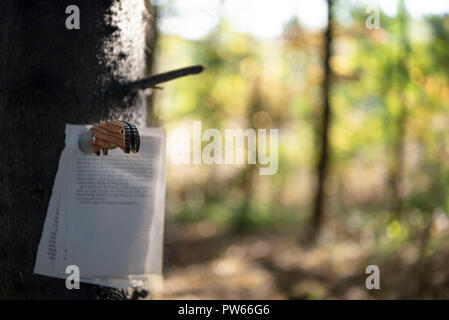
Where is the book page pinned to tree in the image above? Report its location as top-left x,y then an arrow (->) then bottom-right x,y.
34,124 -> 166,290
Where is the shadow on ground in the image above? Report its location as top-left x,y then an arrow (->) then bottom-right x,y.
159,223 -> 449,299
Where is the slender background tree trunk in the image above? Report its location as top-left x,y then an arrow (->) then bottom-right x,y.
311,0 -> 334,236
144,2 -> 159,126
388,0 -> 410,219
0,0 -> 154,299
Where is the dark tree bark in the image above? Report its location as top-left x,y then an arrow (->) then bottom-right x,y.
311,0 -> 334,235
0,0 -> 155,299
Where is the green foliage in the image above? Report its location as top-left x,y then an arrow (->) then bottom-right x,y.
155,5 -> 449,243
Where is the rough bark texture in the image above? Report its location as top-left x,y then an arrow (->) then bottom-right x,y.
0,0 -> 153,299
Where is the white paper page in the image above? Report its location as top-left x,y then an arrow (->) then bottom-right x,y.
34,124 -> 166,289
65,125 -> 165,277
34,125 -> 75,278
52,126 -> 135,288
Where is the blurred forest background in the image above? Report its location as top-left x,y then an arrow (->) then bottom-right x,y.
147,0 -> 449,299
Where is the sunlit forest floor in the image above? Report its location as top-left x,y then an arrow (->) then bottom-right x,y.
159,219 -> 449,299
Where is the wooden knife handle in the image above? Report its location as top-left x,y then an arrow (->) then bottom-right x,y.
91,121 -> 139,155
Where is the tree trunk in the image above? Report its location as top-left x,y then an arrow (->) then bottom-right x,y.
0,0 -> 154,299
144,2 -> 159,126
310,0 -> 334,235
388,0 -> 410,219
